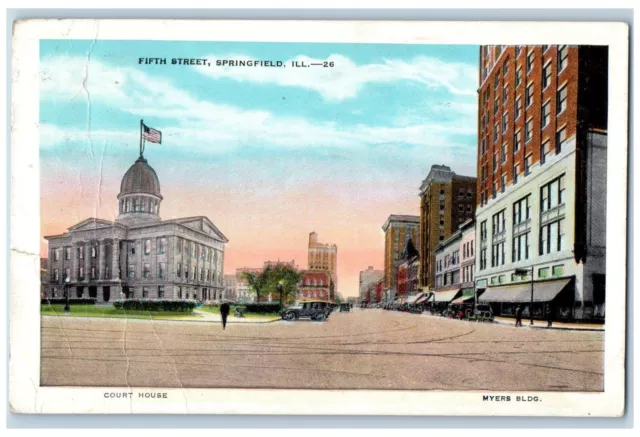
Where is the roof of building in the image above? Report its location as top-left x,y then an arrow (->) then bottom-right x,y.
418,164 -> 476,195
382,214 -> 420,231
44,215 -> 228,243
435,229 -> 463,252
119,157 -> 163,199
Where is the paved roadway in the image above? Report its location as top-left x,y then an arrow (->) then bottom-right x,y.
41,309 -> 603,391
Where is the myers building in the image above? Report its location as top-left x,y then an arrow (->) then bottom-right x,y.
475,45 -> 607,321
44,153 -> 228,302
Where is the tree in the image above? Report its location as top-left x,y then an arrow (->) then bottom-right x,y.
239,266 -> 272,303
266,264 -> 304,306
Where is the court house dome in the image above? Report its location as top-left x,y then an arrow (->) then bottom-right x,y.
117,157 -> 163,223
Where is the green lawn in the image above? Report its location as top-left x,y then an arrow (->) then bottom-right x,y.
41,304 -> 194,320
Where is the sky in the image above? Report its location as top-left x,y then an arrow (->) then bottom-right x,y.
39,39 -> 479,298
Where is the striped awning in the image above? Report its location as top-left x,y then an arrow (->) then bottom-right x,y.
406,292 -> 427,304
415,293 -> 432,304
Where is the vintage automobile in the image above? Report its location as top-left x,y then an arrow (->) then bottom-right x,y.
281,301 -> 331,321
339,303 -> 351,312
470,303 -> 494,322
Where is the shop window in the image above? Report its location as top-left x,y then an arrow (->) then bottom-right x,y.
552,265 -> 565,277
538,267 -> 550,278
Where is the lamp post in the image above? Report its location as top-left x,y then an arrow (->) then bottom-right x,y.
515,268 -> 534,325
276,281 -> 284,307
63,276 -> 71,314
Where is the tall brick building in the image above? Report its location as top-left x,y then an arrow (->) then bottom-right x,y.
418,165 -> 476,290
307,232 -> 337,299
382,214 -> 419,301
475,45 -> 608,321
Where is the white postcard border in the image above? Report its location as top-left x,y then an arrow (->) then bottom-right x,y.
10,19 -> 629,416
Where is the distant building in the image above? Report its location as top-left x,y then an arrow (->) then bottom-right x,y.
418,165 -> 476,290
235,267 -> 263,302
44,152 -> 228,302
297,270 -> 332,302
308,232 -> 338,299
382,215 -> 419,301
358,266 -> 383,302
397,237 -> 420,302
475,45 -> 608,321
263,259 -> 297,269
223,274 -> 238,301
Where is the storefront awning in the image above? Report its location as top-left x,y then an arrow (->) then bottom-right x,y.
406,292 -> 427,304
432,289 -> 461,302
479,279 -> 571,303
415,293 -> 432,304
451,295 -> 475,305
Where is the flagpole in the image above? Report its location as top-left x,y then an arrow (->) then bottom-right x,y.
139,119 -> 144,158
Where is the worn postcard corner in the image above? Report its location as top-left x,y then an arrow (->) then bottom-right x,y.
9,18 -> 629,416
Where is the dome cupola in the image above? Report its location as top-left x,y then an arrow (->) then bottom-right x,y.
116,157 -> 163,224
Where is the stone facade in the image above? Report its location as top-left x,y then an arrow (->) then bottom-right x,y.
44,154 -> 227,302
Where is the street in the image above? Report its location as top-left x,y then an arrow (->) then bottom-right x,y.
41,309 -> 603,391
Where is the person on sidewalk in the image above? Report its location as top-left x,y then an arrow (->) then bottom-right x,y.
220,302 -> 230,330
545,303 -> 553,328
515,305 -> 523,327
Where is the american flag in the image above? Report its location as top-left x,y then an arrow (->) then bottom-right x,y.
142,123 -> 162,144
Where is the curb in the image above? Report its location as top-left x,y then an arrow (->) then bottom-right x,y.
492,319 -> 604,332
412,311 -> 604,332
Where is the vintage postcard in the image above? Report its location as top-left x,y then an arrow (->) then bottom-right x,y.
9,19 -> 628,416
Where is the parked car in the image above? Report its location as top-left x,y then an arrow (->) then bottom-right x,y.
281,301 -> 331,321
339,303 -> 351,312
471,304 -> 494,322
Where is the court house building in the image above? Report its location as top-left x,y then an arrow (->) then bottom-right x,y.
44,153 -> 228,302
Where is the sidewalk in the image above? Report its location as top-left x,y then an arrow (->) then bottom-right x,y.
492,316 -> 604,331
416,310 -> 604,331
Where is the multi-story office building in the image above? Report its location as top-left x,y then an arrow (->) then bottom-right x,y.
418,165 -> 476,290
44,153 -> 228,302
432,219 -> 476,306
382,215 -> 419,301
475,45 -> 608,321
308,232 -> 338,299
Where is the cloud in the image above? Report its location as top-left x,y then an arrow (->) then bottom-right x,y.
195,54 -> 478,101
39,55 -> 476,154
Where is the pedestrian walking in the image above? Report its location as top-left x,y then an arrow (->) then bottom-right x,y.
220,302 -> 230,330
546,303 -> 553,328
515,305 -> 523,327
